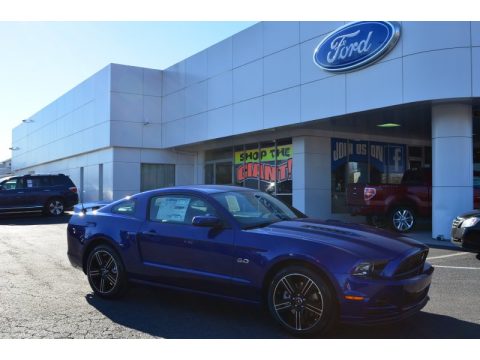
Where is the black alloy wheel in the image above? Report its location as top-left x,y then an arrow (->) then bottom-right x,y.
268,266 -> 337,336
390,207 -> 416,233
45,198 -> 64,216
87,245 -> 127,299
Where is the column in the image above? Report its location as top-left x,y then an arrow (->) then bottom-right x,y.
432,103 -> 473,240
194,151 -> 205,185
292,136 -> 331,218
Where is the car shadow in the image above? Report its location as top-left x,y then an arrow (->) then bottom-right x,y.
332,312 -> 480,339
0,212 -> 71,225
85,286 -> 289,339
85,286 -> 480,339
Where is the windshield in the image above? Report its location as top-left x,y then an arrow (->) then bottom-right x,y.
212,190 -> 305,229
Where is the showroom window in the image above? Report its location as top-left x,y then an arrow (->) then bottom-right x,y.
141,164 -> 175,192
205,147 -> 233,185
331,138 -> 407,213
205,138 -> 293,205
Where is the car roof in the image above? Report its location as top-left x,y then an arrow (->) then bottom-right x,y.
9,173 -> 68,178
140,184 -> 254,197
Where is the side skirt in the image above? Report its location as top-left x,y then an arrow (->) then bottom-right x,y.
128,277 -> 262,306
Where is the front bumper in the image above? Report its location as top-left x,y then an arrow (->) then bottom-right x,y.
338,263 -> 434,325
451,227 -> 480,250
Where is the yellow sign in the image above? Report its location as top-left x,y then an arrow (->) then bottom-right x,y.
234,145 -> 292,165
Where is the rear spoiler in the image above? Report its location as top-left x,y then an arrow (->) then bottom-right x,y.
73,201 -> 111,214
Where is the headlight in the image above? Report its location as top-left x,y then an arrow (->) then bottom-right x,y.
351,260 -> 388,277
352,262 -> 373,276
461,217 -> 480,228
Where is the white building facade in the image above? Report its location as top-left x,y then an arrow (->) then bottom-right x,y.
11,21 -> 480,240
0,159 -> 11,177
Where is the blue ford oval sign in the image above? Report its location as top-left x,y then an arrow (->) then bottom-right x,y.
313,21 -> 401,73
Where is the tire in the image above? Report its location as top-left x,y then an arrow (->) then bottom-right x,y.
44,198 -> 65,216
86,245 -> 127,299
390,207 -> 416,233
267,266 -> 337,337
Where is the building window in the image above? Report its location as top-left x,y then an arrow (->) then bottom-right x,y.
204,147 -> 233,185
204,138 -> 293,205
141,164 -> 175,192
331,138 -> 407,213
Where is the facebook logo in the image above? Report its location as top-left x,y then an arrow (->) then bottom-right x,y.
388,146 -> 405,173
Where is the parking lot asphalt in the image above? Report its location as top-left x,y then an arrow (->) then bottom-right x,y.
0,213 -> 479,339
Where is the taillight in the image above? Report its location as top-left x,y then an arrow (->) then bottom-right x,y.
364,187 -> 376,201
69,187 -> 78,193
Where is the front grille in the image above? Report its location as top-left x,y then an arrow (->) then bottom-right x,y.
394,249 -> 429,278
452,217 -> 463,229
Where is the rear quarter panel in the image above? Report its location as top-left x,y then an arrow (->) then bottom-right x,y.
68,212 -> 144,273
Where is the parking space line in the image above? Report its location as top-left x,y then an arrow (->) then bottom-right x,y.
433,265 -> 480,270
427,252 -> 470,260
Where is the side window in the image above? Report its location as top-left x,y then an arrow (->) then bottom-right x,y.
112,200 -> 136,215
149,195 -> 218,224
25,177 -> 50,189
1,179 -> 19,190
51,176 -> 65,186
40,177 -> 52,187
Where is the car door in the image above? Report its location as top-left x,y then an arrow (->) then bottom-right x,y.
137,193 -> 235,295
0,178 -> 27,211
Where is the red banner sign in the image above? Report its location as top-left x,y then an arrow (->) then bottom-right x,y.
236,159 -> 292,183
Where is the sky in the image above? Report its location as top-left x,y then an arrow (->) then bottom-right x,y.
0,21 -> 255,161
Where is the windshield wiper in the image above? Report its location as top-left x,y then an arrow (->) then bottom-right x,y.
272,212 -> 290,221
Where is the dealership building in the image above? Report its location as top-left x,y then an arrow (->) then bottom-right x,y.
10,21 -> 480,239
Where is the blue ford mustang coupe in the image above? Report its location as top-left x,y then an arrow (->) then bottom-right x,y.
67,185 -> 433,336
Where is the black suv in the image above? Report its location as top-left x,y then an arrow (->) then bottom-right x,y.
0,174 -> 79,216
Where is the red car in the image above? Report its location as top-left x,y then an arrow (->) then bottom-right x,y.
347,169 -> 480,233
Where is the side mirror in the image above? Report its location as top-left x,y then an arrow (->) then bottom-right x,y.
192,215 -> 222,228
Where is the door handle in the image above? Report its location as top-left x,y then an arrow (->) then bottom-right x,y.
142,230 -> 157,236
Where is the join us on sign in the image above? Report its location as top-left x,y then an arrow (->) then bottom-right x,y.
333,140 -> 384,163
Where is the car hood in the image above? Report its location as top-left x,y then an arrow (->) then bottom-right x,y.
456,210 -> 480,219
252,218 -> 426,259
